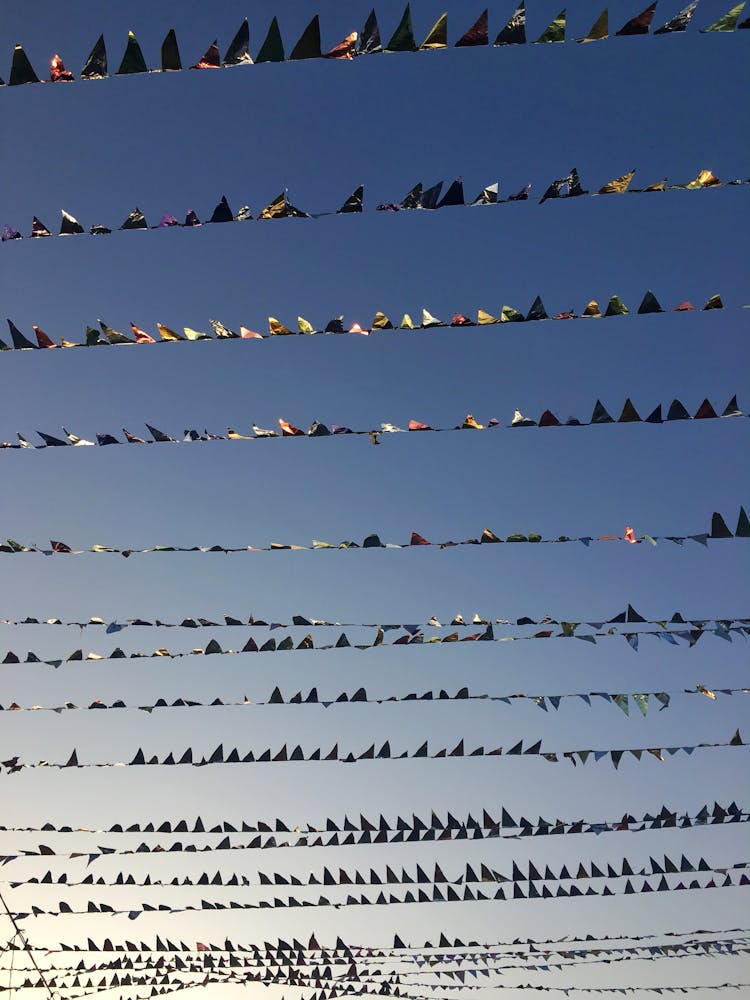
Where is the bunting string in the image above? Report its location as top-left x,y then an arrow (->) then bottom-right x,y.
2,684 -> 747,716
2,3 -> 748,95
5,867 -> 749,919
0,728 -> 744,775
4,395 -> 745,453
1,799 -> 744,844
4,853 -> 748,893
1,618 -> 744,669
2,290 -> 735,351
2,166 -> 746,248
1,507 -> 748,560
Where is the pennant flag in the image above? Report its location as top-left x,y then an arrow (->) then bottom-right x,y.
81,35 -> 108,79
437,178 -> 465,207
117,32 -> 148,75
617,3 -> 658,35
701,2 -> 745,30
59,209 -> 84,234
359,10 -> 383,54
257,18 -> 285,63
9,45 -> 40,86
209,196 -> 234,224
655,2 -> 700,33
337,186 -> 364,213
120,208 -> 148,230
191,41 -> 220,69
7,320 -> 38,350
30,218 -> 51,238
456,10 -> 489,47
386,5 -> 417,52
579,9 -> 609,42
49,54 -> 74,82
325,32 -> 358,59
291,17 -> 322,60
638,290 -> 664,313
495,2 -> 527,44
161,29 -> 182,71
420,14 -> 448,50
156,323 -> 184,342
472,182 -> 499,205
597,169 -> 636,193
33,326 -> 57,348
99,320 -> 133,345
131,324 -> 156,344
224,20 -> 252,66
536,10 -> 566,43
605,294 -> 629,316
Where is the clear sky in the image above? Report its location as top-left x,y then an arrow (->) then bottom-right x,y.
0,1 -> 748,998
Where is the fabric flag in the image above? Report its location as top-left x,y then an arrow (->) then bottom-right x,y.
49,54 -> 74,82
495,2 -> 526,44
638,290 -> 663,313
33,326 -> 57,348
420,14 -> 448,49
655,2 -> 700,33
701,2 -> 745,30
161,29 -> 182,71
256,18 -> 285,62
7,320 -> 37,350
290,17 -> 322,60
191,41 -> 220,69
131,324 -> 155,344
579,9 -> 609,42
359,10 -> 383,54
224,20 -> 252,65
386,5 -> 417,52
117,32 -> 148,75
597,169 -> 636,193
99,320 -> 133,345
617,3 -> 658,34
472,182 -> 498,205
30,218 -> 51,237
81,35 -> 108,79
156,323 -> 184,342
456,10 -> 489,47
120,208 -> 147,230
325,32 -> 358,59
209,196 -> 233,223
9,45 -> 40,86
535,10 -> 566,43
338,186 -> 364,213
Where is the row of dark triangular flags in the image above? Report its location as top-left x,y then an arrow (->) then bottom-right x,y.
1,509 -> 747,560
7,867 -> 749,919
3,3 -> 748,89
3,291 -> 734,351
0,604 -> 741,632
3,168 -> 744,245
1,728 -> 744,774
9,854 -> 747,891
3,395 -> 746,453
0,619 -> 744,669
5,684 -> 747,717
3,798 -> 740,840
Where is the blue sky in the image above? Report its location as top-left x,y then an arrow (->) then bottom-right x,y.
0,1 -> 748,996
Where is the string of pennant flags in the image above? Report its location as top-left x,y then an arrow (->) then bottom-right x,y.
1,507 -> 746,560
2,291 -> 736,352
1,604 -> 744,632
5,867 -> 749,919
3,168 -> 746,246
3,683 -> 747,717
2,3 -> 748,92
5,853 -> 748,893
3,395 -> 747,453
2,799 -> 743,844
0,727 -> 745,775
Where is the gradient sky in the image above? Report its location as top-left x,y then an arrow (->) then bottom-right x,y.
0,1 -> 748,997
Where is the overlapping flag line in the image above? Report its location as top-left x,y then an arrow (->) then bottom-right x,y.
2,394 -> 747,453
8,927 -> 750,998
1,799 -> 744,846
1,508 -> 746,560
0,602 -> 742,632
2,291 -> 735,352
3,166 -> 746,246
0,728 -> 745,775
2,2 -> 748,93
4,864 -> 749,919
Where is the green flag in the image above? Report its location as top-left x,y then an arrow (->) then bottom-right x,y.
535,9 -> 566,43
117,31 -> 148,74
386,5 -> 417,51
701,2 -> 745,30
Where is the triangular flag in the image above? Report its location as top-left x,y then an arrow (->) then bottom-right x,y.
701,2 -> 745,30
535,10 -> 566,43
495,2 -> 526,44
224,20 -> 253,65
325,32 -> 358,60
386,5 -> 417,51
9,45 -> 40,85
360,10 -> 383,54
290,16 -> 322,60
120,208 -> 148,230
81,35 -> 108,79
117,32 -> 148,74
617,2 -> 658,34
579,9 -> 608,42
597,169 -> 636,194
191,41 -> 220,69
420,14 -> 448,49
638,290 -> 663,313
161,29 -> 182,71
338,186 -> 364,213
257,18 -> 285,62
49,54 -> 74,82
456,10 -> 489,47
654,2 -> 700,33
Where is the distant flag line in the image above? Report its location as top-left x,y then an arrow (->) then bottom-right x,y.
2,394 -> 747,453
2,3 -> 748,92
2,291 -> 737,353
2,167 -> 746,247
